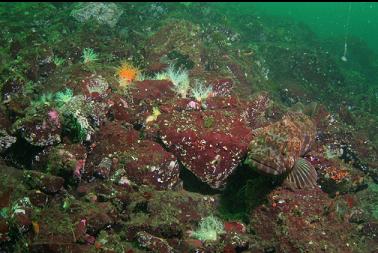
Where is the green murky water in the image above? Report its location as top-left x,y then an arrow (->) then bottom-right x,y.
229,2 -> 378,53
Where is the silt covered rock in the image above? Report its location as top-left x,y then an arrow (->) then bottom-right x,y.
70,2 -> 123,28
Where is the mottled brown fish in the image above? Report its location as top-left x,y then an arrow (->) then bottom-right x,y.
247,112 -> 317,189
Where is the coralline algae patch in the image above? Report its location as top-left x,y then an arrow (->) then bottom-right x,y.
155,109 -> 252,189
82,121 -> 181,190
250,187 -> 358,253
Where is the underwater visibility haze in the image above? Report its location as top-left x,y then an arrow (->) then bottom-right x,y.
0,2 -> 377,252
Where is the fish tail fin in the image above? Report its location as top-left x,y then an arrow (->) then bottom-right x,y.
283,158 -> 317,189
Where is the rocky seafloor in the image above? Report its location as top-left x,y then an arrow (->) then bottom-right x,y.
0,2 -> 377,253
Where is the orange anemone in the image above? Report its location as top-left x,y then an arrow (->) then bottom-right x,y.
116,62 -> 140,84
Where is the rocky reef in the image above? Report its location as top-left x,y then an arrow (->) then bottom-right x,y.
0,2 -> 377,253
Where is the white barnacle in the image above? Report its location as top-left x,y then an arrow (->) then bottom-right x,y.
168,161 -> 177,170
150,166 -> 158,172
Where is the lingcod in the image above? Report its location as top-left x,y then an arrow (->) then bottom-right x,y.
246,111 -> 317,189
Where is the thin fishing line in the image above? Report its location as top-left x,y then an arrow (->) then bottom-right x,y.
342,2 -> 352,61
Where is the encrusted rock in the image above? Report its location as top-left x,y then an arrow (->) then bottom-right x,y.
130,80 -> 176,104
224,221 -> 246,234
70,2 -> 123,28
123,190 -> 216,241
106,93 -> 135,123
136,231 -> 175,253
241,92 -> 271,129
84,121 -> 139,179
250,187 -> 357,253
11,108 -> 62,147
30,243 -> 94,253
115,140 -> 180,190
208,78 -> 234,97
13,212 -> 32,233
35,143 -> 87,182
85,202 -> 116,235
154,109 -> 252,189
23,170 -> 64,194
146,19 -> 204,75
0,129 -> 16,153
27,190 -> 48,208
86,121 -> 181,189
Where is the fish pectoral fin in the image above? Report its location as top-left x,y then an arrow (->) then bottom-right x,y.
283,158 -> 317,189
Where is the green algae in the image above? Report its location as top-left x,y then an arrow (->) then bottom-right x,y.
203,115 -> 215,129
366,182 -> 378,220
97,230 -> 144,253
125,188 -> 214,228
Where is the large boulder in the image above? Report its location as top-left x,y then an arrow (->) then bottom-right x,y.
85,121 -> 180,190
154,109 -> 252,189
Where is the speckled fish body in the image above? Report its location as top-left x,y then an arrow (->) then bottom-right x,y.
248,112 -> 316,176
